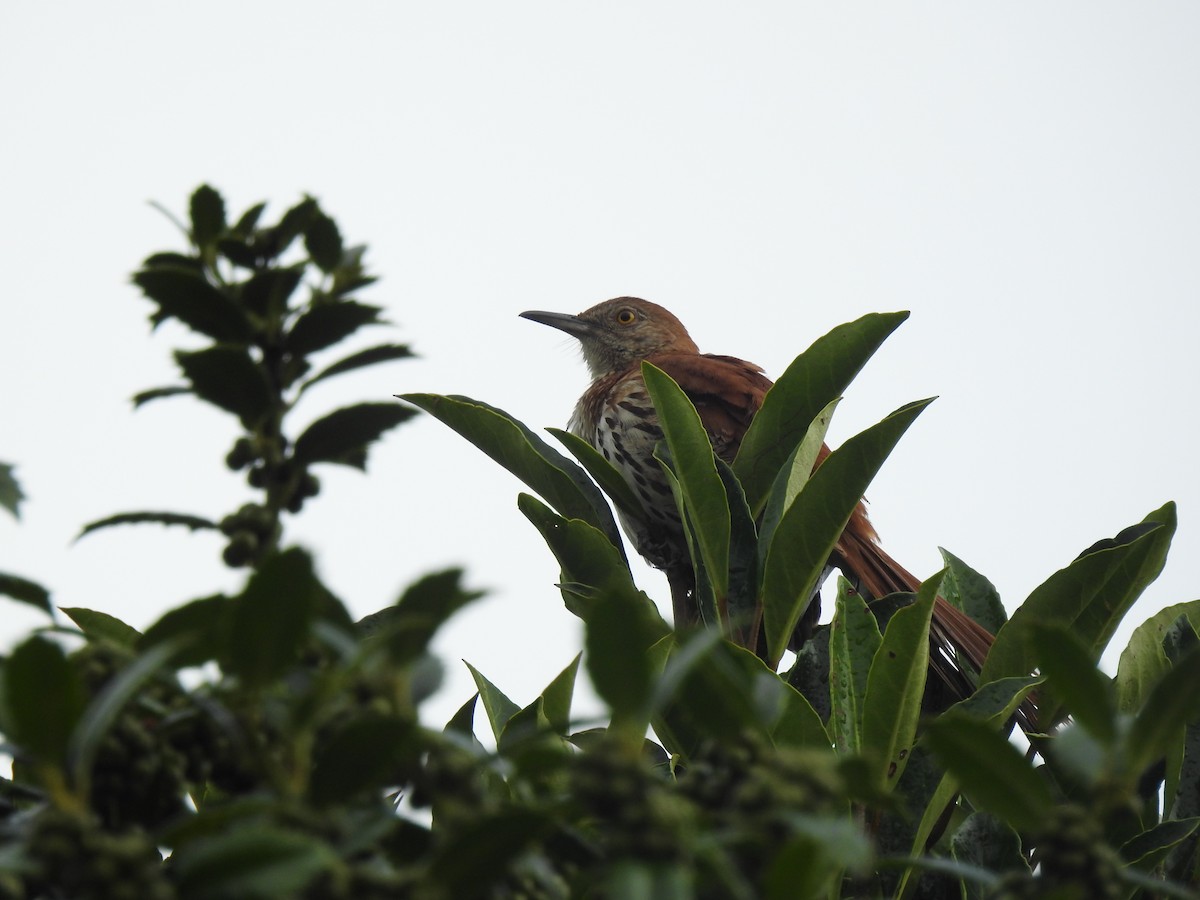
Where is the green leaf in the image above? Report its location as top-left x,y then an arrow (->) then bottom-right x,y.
1117,600 -> 1200,714
446,693 -> 479,737
944,674 -> 1043,724
402,393 -> 626,556
259,197 -> 318,260
939,548 -> 1007,634
733,311 -> 909,514
285,300 -> 382,356
239,265 -> 305,319
299,343 -> 414,394
1031,623 -> 1116,740
292,402 -> 415,469
767,816 -> 873,900
134,268 -> 253,342
924,713 -> 1054,834
981,504 -> 1176,687
517,494 -> 640,618
717,457 -> 760,649
175,346 -> 274,429
1127,645 -> 1200,778
0,571 -> 53,616
464,662 -> 522,743
2,636 -> 86,766
139,595 -> 229,668
60,608 -> 141,647
231,200 -> 267,237
540,654 -> 581,736
143,251 -> 203,271
547,427 -> 646,523
131,385 -> 192,408
304,212 -> 343,272
895,770 -> 961,897
757,397 -> 839,558
309,714 -> 416,806
769,680 -> 833,751
227,549 -> 319,688
761,398 -> 933,666
172,826 -> 335,900
0,462 -> 23,518
189,184 -> 226,246
586,585 -> 665,737
861,570 -> 940,790
1121,818 -> 1200,872
77,511 -> 218,541
828,579 -> 883,755
643,361 -> 731,601
427,810 -> 551,899
358,568 -> 484,662
951,813 -> 1029,896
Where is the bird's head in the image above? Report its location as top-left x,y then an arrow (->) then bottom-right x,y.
520,297 -> 699,378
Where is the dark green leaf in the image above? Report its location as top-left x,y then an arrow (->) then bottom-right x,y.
304,212 -> 343,272
300,343 -> 414,393
0,462 -> 23,518
981,503 -> 1176,688
131,385 -> 192,408
292,402 -> 415,469
761,398 -> 933,666
757,397 -> 838,559
924,713 -> 1054,833
1128,645 -> 1200,778
768,815 -> 873,900
586,585 -> 664,736
216,237 -> 261,269
134,268 -> 253,342
259,197 -> 318,260
944,675 -> 1043,724
769,679 -> 832,751
541,654 -> 581,736
427,810 -> 551,899
464,662 -> 521,743
309,714 -> 416,806
2,636 -> 86,766
401,393 -> 626,555
939,548 -> 1007,634
172,826 -> 335,899
734,311 -> 909,514
1117,600 -> 1200,714
547,426 -> 646,523
951,813 -> 1029,898
175,346 -> 274,429
77,510 -> 218,541
643,361 -> 731,601
189,184 -> 226,246
896,771 -> 961,896
1120,818 -> 1200,872
239,265 -> 305,319
232,201 -> 267,237
60,608 -> 141,647
285,300 -> 381,356
358,568 -> 483,662
143,251 -> 203,271
139,595 -> 230,668
717,457 -> 759,649
828,579 -> 883,755
0,571 -> 52,616
1031,623 -> 1116,739
226,549 -> 318,687
446,693 -> 479,737
861,570 -> 940,790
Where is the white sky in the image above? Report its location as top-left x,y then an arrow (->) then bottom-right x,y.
3,3 -> 1198,730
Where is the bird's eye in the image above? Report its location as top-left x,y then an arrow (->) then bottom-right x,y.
615,308 -> 637,325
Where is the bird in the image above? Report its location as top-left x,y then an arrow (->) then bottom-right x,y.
520,296 -> 996,701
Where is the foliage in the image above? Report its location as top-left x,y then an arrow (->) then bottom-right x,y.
0,186 -> 1196,899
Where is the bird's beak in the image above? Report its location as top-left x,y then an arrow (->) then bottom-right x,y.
519,310 -> 598,340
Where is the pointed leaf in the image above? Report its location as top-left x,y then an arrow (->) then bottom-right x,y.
304,212 -> 343,272
227,549 -> 319,688
358,568 -> 484,662
134,268 -> 252,342
175,346 -> 274,428
757,397 -> 838,558
1120,818 -> 1200,872
1127,645 -> 1200,777
861,570 -> 941,790
643,361 -> 731,600
464,662 -> 521,743
0,462 -> 23,518
541,654 -> 581,736
189,184 -> 226,246
734,311 -> 909,514
2,636 -> 86,766
924,713 -> 1055,834
981,504 -> 1176,686
139,595 -> 230,667
401,393 -> 625,553
292,402 -> 415,469
60,608 -> 141,647
586,584 -> 665,736
300,343 -> 414,394
0,572 -> 52,616
1031,622 -> 1117,739
285,300 -> 381,356
762,398 -> 933,665
939,548 -> 1007,634
77,510 -> 218,541
828,579 -> 883,755
446,693 -> 479,737
232,200 -> 267,237
547,427 -> 646,523
131,385 -> 192,408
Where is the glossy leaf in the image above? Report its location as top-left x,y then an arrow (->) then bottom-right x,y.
227,549 -> 319,688
0,462 -> 23,518
189,184 -> 226,246
175,346 -> 274,428
292,402 -> 415,469
402,393 -> 625,553
134,268 -> 253,342
0,571 -> 52,616
464,662 -> 522,743
304,211 -> 343,272
643,361 -> 731,600
733,311 -> 909,514
981,503 -> 1176,687
285,300 -> 381,356
861,570 -> 940,791
77,510 -> 218,541
2,636 -> 86,766
300,342 -> 413,394
761,398 -> 933,666
1031,622 -> 1116,739
828,579 -> 883,755
939,548 -> 1007,634
924,713 -> 1054,834
60,607 -> 141,647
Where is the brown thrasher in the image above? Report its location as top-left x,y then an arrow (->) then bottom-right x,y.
520,296 -> 995,697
